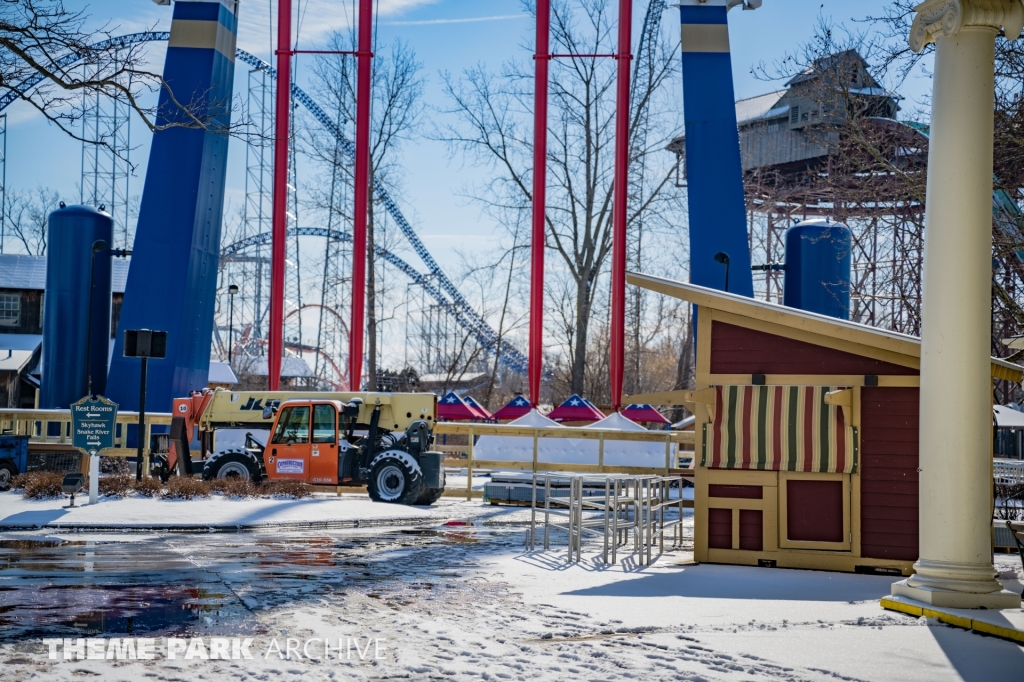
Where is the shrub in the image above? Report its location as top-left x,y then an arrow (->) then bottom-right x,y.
21,471 -> 66,499
260,480 -> 313,499
162,476 -> 210,500
209,477 -> 259,498
133,476 -> 163,497
100,457 -> 131,475
9,473 -> 28,491
99,475 -> 134,498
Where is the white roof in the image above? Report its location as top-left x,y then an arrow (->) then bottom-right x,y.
0,349 -> 35,372
585,411 -> 647,432
0,333 -> 42,351
419,372 -> 488,384
207,361 -> 239,385
735,90 -> 787,125
994,404 -> 1024,428
0,254 -> 130,292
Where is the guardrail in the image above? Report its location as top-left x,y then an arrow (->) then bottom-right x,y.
0,408 -> 174,472
433,422 -> 696,500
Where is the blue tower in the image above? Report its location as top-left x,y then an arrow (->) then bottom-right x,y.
106,0 -> 238,411
678,0 -> 759,297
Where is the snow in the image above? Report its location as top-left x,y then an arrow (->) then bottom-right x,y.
473,409 -> 673,467
0,490 -> 524,531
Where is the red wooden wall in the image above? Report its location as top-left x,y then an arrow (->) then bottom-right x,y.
860,387 -> 919,561
710,322 -> 918,376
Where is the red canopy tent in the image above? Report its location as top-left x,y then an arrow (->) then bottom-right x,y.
462,395 -> 492,420
547,394 -> 605,423
492,395 -> 531,421
621,403 -> 670,425
436,391 -> 483,421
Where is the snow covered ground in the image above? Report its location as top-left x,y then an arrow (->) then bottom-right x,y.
1,514 -> 1022,681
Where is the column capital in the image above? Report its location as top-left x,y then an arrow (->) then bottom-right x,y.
910,0 -> 1024,52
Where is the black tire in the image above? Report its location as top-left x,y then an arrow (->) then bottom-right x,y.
202,448 -> 262,482
367,452 -> 424,505
414,468 -> 446,506
0,460 -> 17,491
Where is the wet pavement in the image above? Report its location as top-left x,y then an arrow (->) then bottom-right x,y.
0,524 -> 516,642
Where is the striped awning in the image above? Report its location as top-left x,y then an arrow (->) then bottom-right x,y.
703,385 -> 857,474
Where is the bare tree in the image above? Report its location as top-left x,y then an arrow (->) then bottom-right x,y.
2,186 -> 60,254
438,0 -> 683,397
306,35 -> 425,389
1,0 -> 239,161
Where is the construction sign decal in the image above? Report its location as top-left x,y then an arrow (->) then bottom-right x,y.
704,385 -> 857,474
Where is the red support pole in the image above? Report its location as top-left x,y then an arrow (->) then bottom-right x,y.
349,0 -> 373,390
609,0 -> 632,412
529,0 -> 550,408
268,0 -> 292,391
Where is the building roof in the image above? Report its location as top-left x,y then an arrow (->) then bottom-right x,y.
207,361 -> 239,385
235,356 -> 315,379
735,90 -> 787,125
548,394 -> 605,423
493,395 -> 531,420
995,405 -> 1024,428
0,254 -> 130,293
626,271 -> 1024,383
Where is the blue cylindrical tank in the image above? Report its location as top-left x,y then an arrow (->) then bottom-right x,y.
782,219 -> 852,320
40,205 -> 113,408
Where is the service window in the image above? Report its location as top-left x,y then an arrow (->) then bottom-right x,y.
312,404 -> 336,443
272,406 -> 310,444
0,293 -> 20,327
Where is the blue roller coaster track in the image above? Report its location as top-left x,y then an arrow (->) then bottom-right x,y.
0,31 -> 529,374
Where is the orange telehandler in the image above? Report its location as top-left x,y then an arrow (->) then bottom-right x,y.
164,389 -> 445,505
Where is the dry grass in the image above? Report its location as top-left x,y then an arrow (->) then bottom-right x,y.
162,476 -> 210,500
209,477 -> 260,498
20,471 -> 67,499
133,477 -> 163,497
260,480 -> 313,499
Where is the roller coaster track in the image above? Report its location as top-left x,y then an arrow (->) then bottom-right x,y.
1,31 -> 529,374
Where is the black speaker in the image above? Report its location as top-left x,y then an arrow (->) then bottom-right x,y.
123,329 -> 167,359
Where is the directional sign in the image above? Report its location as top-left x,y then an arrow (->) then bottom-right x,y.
71,395 -> 118,455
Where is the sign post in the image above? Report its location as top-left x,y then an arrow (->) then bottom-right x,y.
123,329 -> 167,481
71,395 -> 118,504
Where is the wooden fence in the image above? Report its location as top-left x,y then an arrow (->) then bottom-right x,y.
432,422 -> 696,500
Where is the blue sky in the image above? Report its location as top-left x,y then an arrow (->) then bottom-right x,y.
4,0 -> 932,272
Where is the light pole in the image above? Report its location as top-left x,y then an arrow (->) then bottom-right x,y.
228,284 -> 238,364
714,252 -> 731,293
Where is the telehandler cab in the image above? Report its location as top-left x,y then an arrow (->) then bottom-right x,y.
167,389 -> 446,505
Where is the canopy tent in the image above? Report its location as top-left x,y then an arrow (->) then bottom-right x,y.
621,403 -> 669,424
436,391 -> 484,421
462,395 -> 493,420
547,394 -> 605,423
472,409 -> 670,467
492,395 -> 531,421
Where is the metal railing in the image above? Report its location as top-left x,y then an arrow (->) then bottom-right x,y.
525,473 -> 689,566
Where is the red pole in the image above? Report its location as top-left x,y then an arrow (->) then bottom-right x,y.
349,0 -> 373,390
609,0 -> 632,412
268,0 -> 292,391
529,0 -> 550,408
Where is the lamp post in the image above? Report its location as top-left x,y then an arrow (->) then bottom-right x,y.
714,252 -> 730,293
228,284 -> 238,364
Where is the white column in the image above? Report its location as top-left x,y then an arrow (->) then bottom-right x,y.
892,0 -> 1023,609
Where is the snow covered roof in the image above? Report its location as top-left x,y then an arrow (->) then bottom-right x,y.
0,254 -> 130,293
735,90 -> 787,125
995,404 -> 1024,428
207,361 -> 238,385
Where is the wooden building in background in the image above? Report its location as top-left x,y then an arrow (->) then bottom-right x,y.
629,272 -> 1022,575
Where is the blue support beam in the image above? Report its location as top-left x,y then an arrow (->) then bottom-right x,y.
106,1 -> 238,411
678,2 -> 754,297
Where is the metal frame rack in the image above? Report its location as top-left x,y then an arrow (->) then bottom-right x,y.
526,473 -> 688,566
